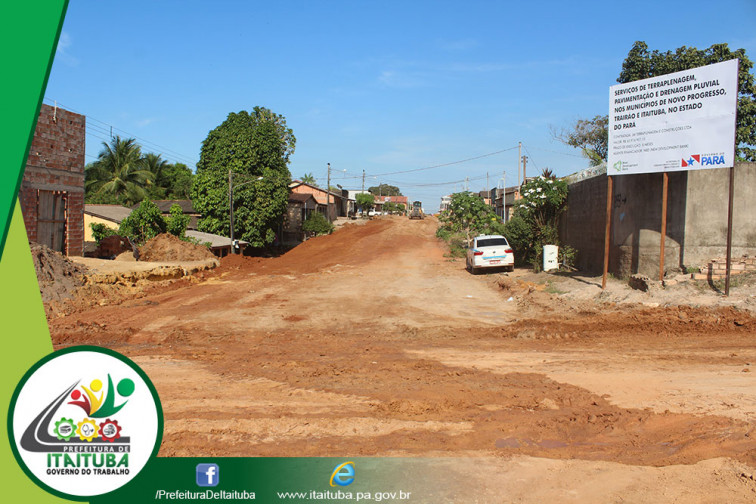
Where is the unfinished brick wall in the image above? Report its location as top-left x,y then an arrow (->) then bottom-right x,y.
19,104 -> 86,256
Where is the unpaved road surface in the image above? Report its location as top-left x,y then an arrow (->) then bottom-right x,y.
49,216 -> 756,502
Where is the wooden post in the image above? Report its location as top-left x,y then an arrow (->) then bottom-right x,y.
228,170 -> 234,250
725,164 -> 735,295
659,172 -> 669,281
326,162 -> 331,222
602,175 -> 613,289
725,59 -> 740,296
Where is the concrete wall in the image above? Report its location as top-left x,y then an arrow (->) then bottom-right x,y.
680,163 -> 756,267
559,176 -> 607,273
560,162 -> 756,277
19,104 -> 85,256
83,215 -> 118,241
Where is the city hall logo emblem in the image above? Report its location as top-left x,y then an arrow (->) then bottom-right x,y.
8,346 -> 162,499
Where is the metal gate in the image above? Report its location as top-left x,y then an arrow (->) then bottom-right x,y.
37,190 -> 67,253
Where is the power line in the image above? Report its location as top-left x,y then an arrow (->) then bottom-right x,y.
523,145 -> 539,171
526,146 -> 585,159
43,97 -> 198,166
380,174 -> 488,188
364,146 -> 519,178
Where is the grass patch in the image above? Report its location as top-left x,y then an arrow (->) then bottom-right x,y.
710,271 -> 756,291
544,280 -> 567,295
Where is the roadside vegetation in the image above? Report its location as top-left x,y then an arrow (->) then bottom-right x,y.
301,212 -> 334,237
436,192 -> 505,258
436,171 -> 575,271
355,193 -> 375,216
191,107 -> 294,248
91,201 -> 197,247
85,136 -> 194,206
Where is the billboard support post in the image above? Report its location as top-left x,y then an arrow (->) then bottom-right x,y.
659,172 -> 669,281
724,60 -> 741,296
724,161 -> 735,296
602,175 -> 613,289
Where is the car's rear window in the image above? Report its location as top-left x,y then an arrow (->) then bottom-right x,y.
476,238 -> 508,248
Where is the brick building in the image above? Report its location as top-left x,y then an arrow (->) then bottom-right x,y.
19,104 -> 86,255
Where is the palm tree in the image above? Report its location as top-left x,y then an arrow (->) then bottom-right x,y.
85,136 -> 154,205
143,152 -> 170,184
143,152 -> 171,199
301,172 -> 318,186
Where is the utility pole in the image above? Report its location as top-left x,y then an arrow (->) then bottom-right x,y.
228,170 -> 234,247
486,172 -> 489,206
522,155 -> 528,186
518,141 -> 522,186
502,171 -> 506,220
362,170 -> 365,192
326,162 -> 332,222
465,176 -> 469,192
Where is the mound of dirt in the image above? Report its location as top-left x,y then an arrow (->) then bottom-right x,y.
216,219 -> 396,275
30,242 -> 89,304
138,234 -> 216,262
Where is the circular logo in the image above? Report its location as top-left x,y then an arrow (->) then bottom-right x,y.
8,346 -> 163,500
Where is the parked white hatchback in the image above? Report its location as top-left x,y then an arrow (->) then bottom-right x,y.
466,234 -> 514,274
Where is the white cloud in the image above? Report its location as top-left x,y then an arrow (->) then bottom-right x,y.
136,117 -> 158,127
378,69 -> 427,89
55,31 -> 79,66
437,38 -> 479,52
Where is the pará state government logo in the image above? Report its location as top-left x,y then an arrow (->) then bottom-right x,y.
8,346 -> 163,500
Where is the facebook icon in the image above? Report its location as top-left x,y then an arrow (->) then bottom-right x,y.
196,463 -> 220,487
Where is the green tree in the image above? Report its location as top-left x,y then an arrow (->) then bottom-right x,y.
504,176 -> 569,269
166,204 -> 190,238
248,106 -> 296,164
118,199 -> 166,245
85,136 -> 154,205
191,110 -> 292,247
301,173 -> 317,185
619,41 -> 755,160
557,42 -> 756,163
436,192 -> 502,245
89,222 -> 117,244
355,193 -> 375,215
159,162 -> 194,199
302,212 -> 334,236
368,184 -> 402,196
552,115 -> 608,166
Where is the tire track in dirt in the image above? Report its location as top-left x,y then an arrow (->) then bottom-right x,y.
49,217 -> 756,469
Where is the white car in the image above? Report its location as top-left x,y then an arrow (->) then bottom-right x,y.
466,234 -> 515,274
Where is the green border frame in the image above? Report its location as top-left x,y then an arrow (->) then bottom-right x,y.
0,1 -> 69,260
7,345 -> 164,502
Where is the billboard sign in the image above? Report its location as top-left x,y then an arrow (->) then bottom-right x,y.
608,59 -> 738,175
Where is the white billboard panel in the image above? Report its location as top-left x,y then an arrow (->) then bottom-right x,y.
608,59 -> 738,176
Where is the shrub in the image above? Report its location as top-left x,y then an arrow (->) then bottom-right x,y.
302,212 -> 334,236
507,175 -> 569,269
166,204 -> 190,238
119,200 -> 166,245
501,214 -> 532,266
355,193 -> 375,216
559,245 -> 577,270
90,222 -> 117,244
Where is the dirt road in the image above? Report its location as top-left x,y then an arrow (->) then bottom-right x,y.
49,216 -> 756,502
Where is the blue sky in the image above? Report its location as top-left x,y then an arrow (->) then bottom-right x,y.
45,0 -> 756,210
